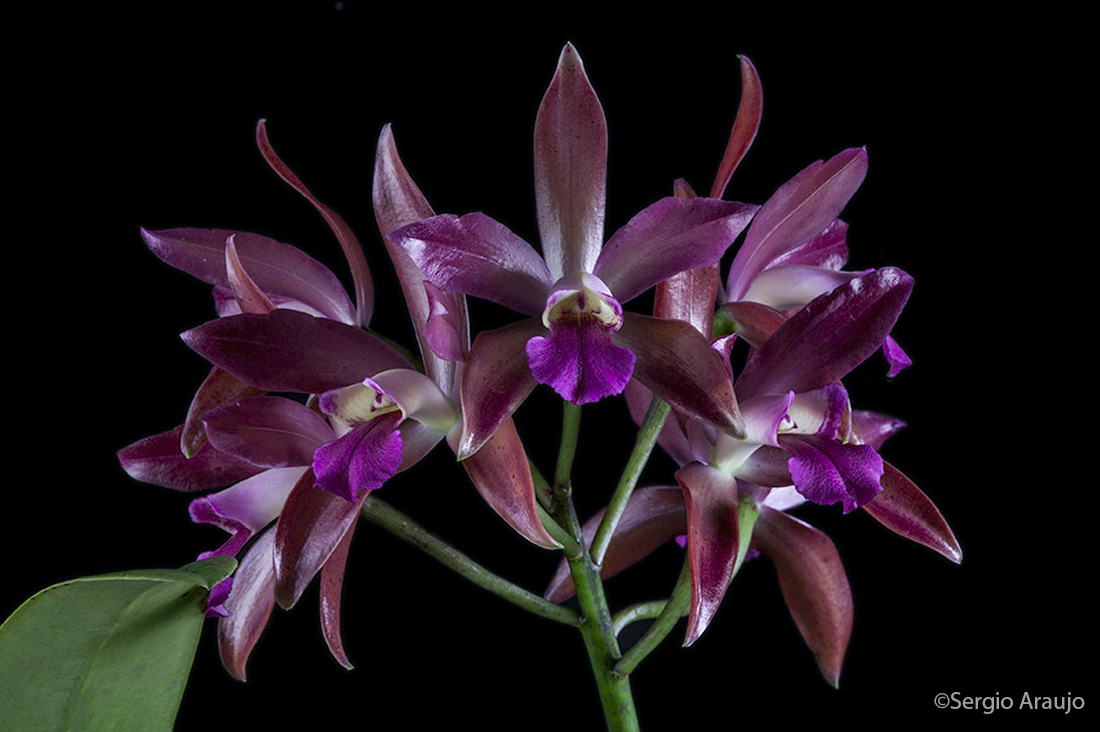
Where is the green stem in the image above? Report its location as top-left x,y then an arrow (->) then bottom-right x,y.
360,495 -> 580,627
548,400 -> 640,731
590,396 -> 671,567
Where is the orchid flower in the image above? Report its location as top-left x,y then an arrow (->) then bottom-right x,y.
387,44 -> 756,459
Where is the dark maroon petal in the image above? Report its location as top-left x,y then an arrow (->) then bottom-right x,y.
613,313 -> 745,438
526,318 -> 635,405
320,510 -> 359,670
141,227 -> 356,325
727,147 -> 868,301
767,218 -> 849,271
456,318 -> 542,459
312,413 -> 404,502
710,55 -> 763,199
224,235 -> 277,315
734,268 -> 913,399
533,43 -> 607,280
458,417 -> 560,550
218,526 -> 277,681
257,120 -> 374,327
862,461 -> 962,563
181,367 -> 264,458
181,309 -> 412,394
273,468 -> 368,609
751,507 -> 853,686
118,426 -> 262,491
373,125 -> 465,394
676,463 -> 740,645
422,281 -> 466,362
718,301 -> 787,348
594,197 -> 757,305
545,485 -> 686,602
782,434 -> 884,513
203,396 -> 334,468
654,264 -> 719,339
390,212 -> 553,317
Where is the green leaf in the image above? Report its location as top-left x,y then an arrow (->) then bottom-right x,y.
0,556 -> 236,732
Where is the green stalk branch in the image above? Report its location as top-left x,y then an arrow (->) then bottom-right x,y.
590,395 -> 671,567
361,495 -> 580,627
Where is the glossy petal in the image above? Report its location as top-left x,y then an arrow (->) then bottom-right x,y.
181,309 -> 412,394
752,507 -> 852,686
526,317 -> 635,405
718,301 -> 787,347
593,197 -> 757,304
218,526 -> 277,681
613,313 -> 745,438
312,412 -> 404,502
727,147 -> 868,301
320,510 -> 359,669
257,120 -> 374,327
654,264 -> 719,339
711,55 -> 763,199
202,396 -> 334,468
735,267 -> 913,399
369,369 -> 458,433
142,227 -> 355,325
533,43 -> 607,280
118,426 -> 261,492
273,469 -> 368,609
766,218 -> 849,271
373,125 -> 464,393
189,466 -> 307,559
741,264 -> 870,312
389,212 -> 553,317
782,434 -> 884,512
456,318 -> 542,459
224,235 -> 277,314
422,281 -> 466,362
457,417 -> 560,549
181,367 -> 264,458
676,462 -> 740,645
862,461 -> 962,563
545,485 -> 686,602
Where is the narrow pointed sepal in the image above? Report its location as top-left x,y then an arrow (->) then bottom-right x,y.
614,313 -> 745,438
676,462 -> 740,645
710,55 -> 763,199
118,426 -> 261,491
320,510 -> 359,669
534,42 -> 607,279
181,367 -> 264,458
751,507 -> 853,686
218,526 -> 277,681
457,417 -> 560,549
273,469 -> 368,609
862,461 -> 962,563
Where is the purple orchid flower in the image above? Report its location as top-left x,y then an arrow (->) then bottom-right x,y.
387,44 -> 756,459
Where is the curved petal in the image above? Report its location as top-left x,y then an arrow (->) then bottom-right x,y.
118,426 -> 262,492
273,468 -> 368,609
373,125 -> 464,393
727,147 -> 868,301
734,267 -> 914,399
710,55 -> 763,199
181,309 -> 412,394
422,281 -> 466,363
613,313 -> 745,438
320,510 -> 359,670
224,235 -> 277,315
369,369 -> 458,433
862,461 -> 962,563
676,462 -> 740,645
458,417 -> 560,550
218,526 -> 277,682
852,410 -> 906,450
456,318 -> 542,459
389,212 -> 553,317
594,197 -> 757,304
257,120 -> 374,327
141,227 -> 356,325
717,301 -> 786,348
534,43 -> 607,280
202,396 -> 334,468
545,485 -> 686,602
751,507 -> 853,687
181,367 -> 264,458
741,264 -> 870,312
883,335 -> 912,377
766,218 -> 849,271
781,434 -> 884,513
189,466 -> 307,559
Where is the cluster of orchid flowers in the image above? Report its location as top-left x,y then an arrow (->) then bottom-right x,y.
118,44 -> 959,699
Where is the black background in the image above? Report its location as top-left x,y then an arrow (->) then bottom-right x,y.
8,3 -> 1090,730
